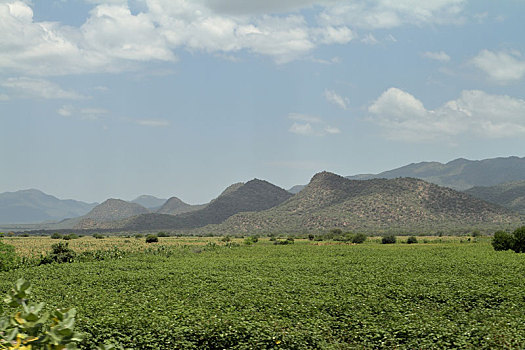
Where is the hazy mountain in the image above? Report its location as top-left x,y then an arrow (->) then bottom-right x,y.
288,185 -> 305,194
0,189 -> 97,224
215,171 -> 519,234
346,156 -> 525,190
465,180 -> 525,214
89,179 -> 293,231
77,199 -> 150,227
156,197 -> 205,215
131,195 -> 167,209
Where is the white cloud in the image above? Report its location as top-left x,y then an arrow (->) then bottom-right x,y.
472,50 -> 525,83
57,105 -> 108,120
324,89 -> 349,109
0,0 -> 467,75
135,119 -> 170,127
368,87 -> 525,142
2,77 -> 85,99
0,94 -> 9,101
288,113 -> 339,136
361,33 -> 378,45
422,51 -> 450,62
289,122 -> 314,135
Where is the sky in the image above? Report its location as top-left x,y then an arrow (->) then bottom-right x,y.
1,0 -> 525,204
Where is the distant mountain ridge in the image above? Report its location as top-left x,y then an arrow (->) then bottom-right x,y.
466,180 -> 525,214
215,171 -> 519,234
81,179 -> 293,231
0,189 -> 97,224
81,199 -> 150,223
347,156 -> 525,190
288,156 -> 525,194
131,195 -> 167,209
156,197 -> 205,215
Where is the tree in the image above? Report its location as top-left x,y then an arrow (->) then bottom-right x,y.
491,231 -> 514,251
381,235 -> 396,244
511,226 -> 525,253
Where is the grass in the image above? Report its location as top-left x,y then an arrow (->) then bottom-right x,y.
1,237 -> 524,349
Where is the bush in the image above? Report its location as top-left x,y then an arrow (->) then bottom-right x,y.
511,226 -> 525,253
0,241 -> 19,271
51,233 -> 62,239
492,231 -> 514,251
330,228 -> 343,235
157,231 -> 170,237
220,236 -> 231,242
244,236 -> 258,245
308,234 -> 315,241
351,233 -> 367,244
39,242 -> 76,265
382,235 -> 397,244
93,233 -> 105,239
0,279 -> 83,349
145,234 -> 159,243
406,236 -> 418,244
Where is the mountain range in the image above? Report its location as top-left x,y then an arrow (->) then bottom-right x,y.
212,172 -> 519,234
0,189 -> 97,224
2,156 -> 525,233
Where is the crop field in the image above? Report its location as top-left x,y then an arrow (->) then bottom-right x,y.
1,237 -> 525,349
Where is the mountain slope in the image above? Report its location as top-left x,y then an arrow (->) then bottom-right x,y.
156,197 -> 205,215
95,179 -> 293,231
346,156 -> 525,191
0,189 -> 97,224
465,180 -> 525,214
215,172 -> 519,234
79,199 -> 150,224
131,195 -> 167,209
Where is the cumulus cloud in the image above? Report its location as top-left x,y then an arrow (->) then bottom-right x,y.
2,77 -> 86,99
422,51 -> 450,62
472,50 -> 525,83
368,87 -> 525,142
324,89 -> 349,109
0,0 -> 467,75
288,113 -> 340,136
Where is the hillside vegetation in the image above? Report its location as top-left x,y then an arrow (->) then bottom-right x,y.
215,172 -> 519,234
465,180 -> 525,214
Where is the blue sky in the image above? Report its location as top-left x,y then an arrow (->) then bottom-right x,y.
1,0 -> 524,204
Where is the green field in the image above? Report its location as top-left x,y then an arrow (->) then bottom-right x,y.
1,238 -> 525,349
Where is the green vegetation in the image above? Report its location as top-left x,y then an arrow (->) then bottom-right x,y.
1,236 -> 525,348
406,236 -> 418,244
0,278 -> 83,349
0,241 -> 18,272
381,234 -> 397,244
491,226 -> 525,253
145,234 -> 158,243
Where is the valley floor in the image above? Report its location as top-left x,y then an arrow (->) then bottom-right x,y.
1,237 -> 525,349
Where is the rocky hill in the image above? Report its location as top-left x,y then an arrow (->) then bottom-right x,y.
214,172 -> 519,234
0,189 -> 96,224
465,180 -> 525,214
94,179 -> 293,231
79,199 -> 150,224
156,197 -> 205,215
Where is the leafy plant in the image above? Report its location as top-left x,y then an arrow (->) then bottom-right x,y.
511,226 -> 525,253
50,233 -> 62,240
0,278 -> 83,349
351,233 -> 367,244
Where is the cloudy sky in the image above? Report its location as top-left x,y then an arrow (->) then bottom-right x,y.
1,0 -> 524,204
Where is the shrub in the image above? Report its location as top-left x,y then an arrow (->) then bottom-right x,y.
352,233 -> 367,244
330,228 -> 343,235
0,241 -> 19,271
220,236 -> 231,242
0,279 -> 83,349
382,235 -> 397,244
51,233 -> 62,239
407,236 -> 418,244
511,226 -> 525,253
93,233 -> 105,239
308,234 -> 315,241
39,242 -> 76,265
157,231 -> 170,237
492,231 -> 514,251
134,234 -> 144,239
145,234 -> 159,243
